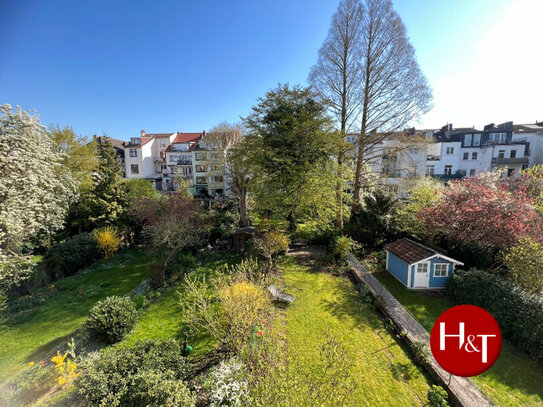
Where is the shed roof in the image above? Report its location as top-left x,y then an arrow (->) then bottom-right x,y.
385,238 -> 463,266
385,238 -> 435,264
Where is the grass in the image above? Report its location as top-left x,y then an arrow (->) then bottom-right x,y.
281,256 -> 432,406
0,249 -> 152,383
121,251 -> 240,355
371,266 -> 543,407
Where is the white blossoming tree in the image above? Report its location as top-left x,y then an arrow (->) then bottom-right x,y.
0,104 -> 78,256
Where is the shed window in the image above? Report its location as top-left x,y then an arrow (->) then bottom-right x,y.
417,263 -> 428,273
434,263 -> 449,277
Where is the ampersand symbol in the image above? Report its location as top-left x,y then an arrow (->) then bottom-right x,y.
464,335 -> 480,353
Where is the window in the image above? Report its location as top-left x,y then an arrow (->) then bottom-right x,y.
473,134 -> 481,146
196,176 -> 206,184
196,165 -> 206,172
444,165 -> 452,175
470,169 -> 476,176
498,150 -> 505,159
446,146 -> 454,155
211,165 -> 222,171
507,168 -> 515,177
472,152 -> 478,160
213,175 -> 224,183
490,133 -> 506,144
130,138 -> 141,145
463,152 -> 469,160
434,263 -> 449,277
510,150 -> 517,158
130,164 -> 139,174
195,152 -> 206,161
417,263 -> 428,273
160,140 -> 167,148
425,165 -> 435,175
169,155 -> 179,162
129,149 -> 138,157
464,134 -> 472,146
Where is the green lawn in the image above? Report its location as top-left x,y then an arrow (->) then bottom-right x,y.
121,252 -> 240,355
282,257 -> 432,406
0,249 -> 152,383
371,268 -> 543,407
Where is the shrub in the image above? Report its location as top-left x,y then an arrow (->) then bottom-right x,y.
499,236 -> 543,295
219,281 -> 271,351
409,340 -> 430,366
165,252 -> 197,276
77,339 -> 192,407
45,233 -> 99,279
253,231 -> 290,272
446,269 -> 543,363
206,357 -> 249,407
93,227 -> 122,261
148,260 -> 166,289
132,293 -> 146,310
428,385 -> 449,407
329,235 -> 355,264
85,296 -> 138,343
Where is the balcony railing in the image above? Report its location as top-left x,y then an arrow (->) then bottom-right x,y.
177,160 -> 192,165
491,157 -> 529,165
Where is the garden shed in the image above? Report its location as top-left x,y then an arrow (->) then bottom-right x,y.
384,238 -> 463,289
232,226 -> 257,252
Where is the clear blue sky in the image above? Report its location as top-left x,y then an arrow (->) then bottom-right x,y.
2,0 -> 539,141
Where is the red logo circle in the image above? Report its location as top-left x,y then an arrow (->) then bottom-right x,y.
430,304 -> 502,377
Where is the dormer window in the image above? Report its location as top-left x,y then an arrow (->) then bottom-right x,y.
131,138 -> 141,145
464,134 -> 472,146
473,134 -> 481,146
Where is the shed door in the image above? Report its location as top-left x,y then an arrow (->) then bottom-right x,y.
414,262 -> 430,288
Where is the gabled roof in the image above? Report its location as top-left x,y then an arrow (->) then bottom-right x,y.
385,238 -> 463,265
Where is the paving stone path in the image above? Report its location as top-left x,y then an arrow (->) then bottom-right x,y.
348,254 -> 493,407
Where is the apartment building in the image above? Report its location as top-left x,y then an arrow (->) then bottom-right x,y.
124,130 -> 237,197
346,121 -> 543,194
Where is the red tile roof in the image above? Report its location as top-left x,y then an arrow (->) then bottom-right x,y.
146,133 -> 176,138
385,238 -> 436,264
173,132 -> 202,143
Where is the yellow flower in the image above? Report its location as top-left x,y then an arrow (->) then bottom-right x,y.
28,362 -> 34,367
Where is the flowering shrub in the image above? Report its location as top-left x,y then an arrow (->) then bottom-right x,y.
51,351 -> 79,387
93,227 -> 122,261
85,295 -> 137,343
418,173 -> 543,250
206,358 -> 249,407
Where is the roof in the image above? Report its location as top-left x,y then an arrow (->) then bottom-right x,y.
385,238 -> 463,265
234,226 -> 257,235
94,136 -> 126,157
173,132 -> 202,143
513,124 -> 543,134
145,133 -> 175,138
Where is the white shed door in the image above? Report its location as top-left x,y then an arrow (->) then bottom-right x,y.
414,262 -> 430,288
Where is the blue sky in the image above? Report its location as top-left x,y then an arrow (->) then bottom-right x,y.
1,0 -> 541,141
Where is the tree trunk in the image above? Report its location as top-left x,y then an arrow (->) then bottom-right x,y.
238,186 -> 248,227
336,152 -> 345,230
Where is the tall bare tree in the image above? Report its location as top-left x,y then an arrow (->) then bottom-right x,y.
352,0 -> 432,206
309,0 -> 364,229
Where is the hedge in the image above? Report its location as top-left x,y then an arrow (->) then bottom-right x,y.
446,269 -> 543,363
44,233 -> 100,279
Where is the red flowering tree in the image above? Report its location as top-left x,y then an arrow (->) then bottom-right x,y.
134,192 -> 204,270
418,173 -> 543,250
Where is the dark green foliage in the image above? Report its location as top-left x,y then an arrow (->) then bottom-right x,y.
328,235 -> 355,264
132,294 -> 146,310
77,339 -> 193,407
44,233 -> 99,279
85,295 -> 138,343
442,240 -> 495,270
446,269 -> 543,363
148,260 -> 166,289
428,385 -> 449,407
409,340 -> 430,366
346,190 -> 399,247
165,252 -> 197,277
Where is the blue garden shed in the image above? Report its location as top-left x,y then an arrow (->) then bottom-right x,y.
384,238 -> 463,289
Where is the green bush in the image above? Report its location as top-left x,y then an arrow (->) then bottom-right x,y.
85,296 -> 138,343
428,385 -> 449,407
329,235 -> 355,264
446,269 -> 543,363
409,340 -> 430,366
77,339 -> 193,407
165,252 -> 197,276
45,233 -> 100,279
132,294 -> 146,310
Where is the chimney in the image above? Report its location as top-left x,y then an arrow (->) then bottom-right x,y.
141,130 -> 146,137
93,134 -> 98,140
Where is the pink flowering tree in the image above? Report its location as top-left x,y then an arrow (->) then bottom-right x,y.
418,173 -> 543,250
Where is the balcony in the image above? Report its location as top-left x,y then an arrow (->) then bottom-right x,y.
430,173 -> 464,181
177,160 -> 192,166
491,157 -> 529,165
427,155 -> 441,161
